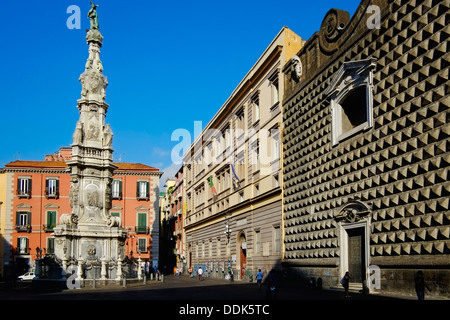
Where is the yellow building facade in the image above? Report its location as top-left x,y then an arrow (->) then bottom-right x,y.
0,172 -> 6,278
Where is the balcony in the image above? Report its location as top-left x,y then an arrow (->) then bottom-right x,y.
17,191 -> 31,199
15,225 -> 31,233
135,226 -> 149,234
44,224 -> 56,232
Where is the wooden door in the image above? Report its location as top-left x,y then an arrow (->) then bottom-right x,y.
347,227 -> 365,283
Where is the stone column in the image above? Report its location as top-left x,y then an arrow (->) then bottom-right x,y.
101,258 -> 107,280
138,256 -> 142,280
77,258 -> 84,282
116,260 -> 123,281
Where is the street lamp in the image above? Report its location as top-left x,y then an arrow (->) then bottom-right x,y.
224,219 -> 231,243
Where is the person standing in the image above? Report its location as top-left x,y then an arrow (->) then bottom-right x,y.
198,267 -> 203,281
415,270 -> 431,300
341,271 -> 351,299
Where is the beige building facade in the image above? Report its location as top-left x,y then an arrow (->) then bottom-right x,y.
183,27 -> 303,280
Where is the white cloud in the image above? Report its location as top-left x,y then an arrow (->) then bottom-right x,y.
152,147 -> 170,158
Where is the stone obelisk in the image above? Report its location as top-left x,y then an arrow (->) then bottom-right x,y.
54,2 -> 127,281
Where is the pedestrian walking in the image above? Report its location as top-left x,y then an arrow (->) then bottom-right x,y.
265,270 -> 277,300
415,270 -> 431,300
340,271 -> 351,299
256,269 -> 264,290
198,267 -> 203,281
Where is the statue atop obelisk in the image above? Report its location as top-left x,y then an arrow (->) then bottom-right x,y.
53,2 -> 127,282
88,1 -> 99,30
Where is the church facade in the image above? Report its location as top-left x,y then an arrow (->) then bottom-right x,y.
282,0 -> 449,297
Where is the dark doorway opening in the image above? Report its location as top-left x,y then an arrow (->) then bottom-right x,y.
346,227 -> 365,284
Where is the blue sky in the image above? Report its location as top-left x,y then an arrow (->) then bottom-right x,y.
0,0 -> 360,189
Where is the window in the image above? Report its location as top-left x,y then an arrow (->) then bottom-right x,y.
209,239 -> 212,258
137,238 -> 147,253
251,93 -> 260,123
269,70 -> 279,107
273,226 -> 281,252
46,211 -> 57,231
236,107 -> 245,132
332,85 -> 371,144
217,238 -> 221,257
112,180 -> 122,199
326,58 -> 376,146
220,126 -> 231,155
255,230 -> 261,254
16,211 -> 30,232
252,142 -> 260,172
111,212 -> 121,218
47,237 -> 55,254
239,191 -> 244,203
17,178 -> 31,198
235,152 -> 245,184
46,179 -> 59,198
270,127 -> 280,162
137,181 -> 149,200
273,174 -> 279,188
136,212 -> 147,234
17,237 -> 28,254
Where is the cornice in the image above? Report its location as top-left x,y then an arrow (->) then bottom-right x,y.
1,168 -> 67,174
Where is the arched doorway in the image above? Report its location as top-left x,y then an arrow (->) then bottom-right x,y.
239,233 -> 247,280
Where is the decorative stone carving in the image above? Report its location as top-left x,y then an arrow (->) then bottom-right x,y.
107,216 -> 122,228
73,121 -> 83,145
103,124 -> 113,148
79,69 -> 107,102
68,178 -> 79,208
291,55 -> 302,82
318,8 -> 350,54
335,201 -> 371,223
87,244 -> 96,257
59,213 -> 79,225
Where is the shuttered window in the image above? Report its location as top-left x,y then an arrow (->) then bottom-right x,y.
137,238 -> 147,253
137,212 -> 147,234
17,178 -> 31,198
46,211 -> 57,231
45,179 -> 59,198
137,181 -> 149,200
47,238 -> 55,254
111,180 -> 122,199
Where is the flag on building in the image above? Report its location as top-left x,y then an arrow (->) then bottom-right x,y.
231,164 -> 241,188
208,176 -> 217,195
231,164 -> 240,182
